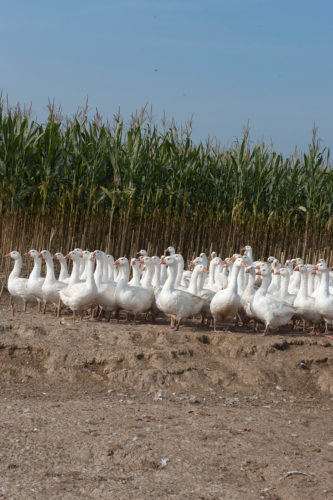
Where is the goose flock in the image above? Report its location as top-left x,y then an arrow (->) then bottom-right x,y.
4,245 -> 333,337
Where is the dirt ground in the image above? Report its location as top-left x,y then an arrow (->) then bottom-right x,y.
0,293 -> 333,499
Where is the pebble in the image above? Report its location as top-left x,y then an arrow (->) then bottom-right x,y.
160,458 -> 169,468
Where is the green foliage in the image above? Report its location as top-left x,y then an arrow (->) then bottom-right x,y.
0,101 -> 331,234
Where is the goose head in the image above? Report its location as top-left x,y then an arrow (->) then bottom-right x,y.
245,265 -> 256,276
63,250 -> 81,262
241,245 -> 252,256
275,267 -> 288,277
136,249 -> 148,257
38,250 -> 52,260
233,257 -> 246,268
190,256 -> 202,270
271,259 -> 281,273
53,252 -> 66,261
164,246 -> 175,256
114,257 -> 129,269
312,262 -> 327,275
5,250 -> 21,260
24,249 -> 39,258
80,250 -> 91,261
163,256 -> 177,268
294,264 -> 308,273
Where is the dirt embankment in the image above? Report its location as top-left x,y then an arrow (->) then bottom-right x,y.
0,295 -> 333,499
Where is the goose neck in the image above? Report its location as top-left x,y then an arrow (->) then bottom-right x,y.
9,256 -> 23,280
163,263 -> 178,292
44,256 -> 56,283
228,265 -> 240,291
318,270 -> 329,296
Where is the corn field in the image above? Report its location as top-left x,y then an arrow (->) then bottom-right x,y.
0,100 -> 333,277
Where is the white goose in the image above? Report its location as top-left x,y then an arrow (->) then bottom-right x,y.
195,264 -> 214,323
313,262 -> 333,336
39,250 -> 67,315
64,250 -> 83,287
156,256 -> 205,330
93,250 -> 117,319
205,257 -> 223,292
267,259 -> 281,297
275,267 -> 295,305
5,251 -> 36,314
53,252 -> 70,283
115,257 -> 154,322
106,254 -> 115,281
128,258 -> 141,287
60,252 -> 97,321
251,264 -> 295,335
240,265 -> 257,320
26,249 -> 45,312
210,257 -> 245,332
293,264 -> 321,330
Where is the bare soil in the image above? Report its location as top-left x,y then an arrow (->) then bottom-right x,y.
0,292 -> 333,499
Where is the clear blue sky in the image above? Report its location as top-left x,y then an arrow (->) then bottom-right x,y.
1,0 -> 332,155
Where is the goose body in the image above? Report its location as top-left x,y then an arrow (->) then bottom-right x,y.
156,256 -> 205,330
26,249 -> 45,312
313,263 -> 333,334
210,257 -> 245,331
115,257 -> 154,320
60,253 -> 97,319
40,250 -> 67,313
251,264 -> 295,335
240,266 -> 256,319
92,250 -> 117,315
293,264 -> 321,326
6,251 -> 36,312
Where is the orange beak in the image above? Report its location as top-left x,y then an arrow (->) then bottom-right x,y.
160,257 -> 166,264
79,253 -> 83,258
294,265 -> 300,271
256,270 -> 262,275
24,251 -> 30,256
255,264 -> 261,269
292,259 -> 297,264
138,257 -> 144,264
5,253 -> 11,257
275,270 -> 281,275
142,265 -> 147,271
65,253 -> 71,259
203,267 -> 208,273
312,270 -> 317,275
38,252 -> 43,258
313,265 -> 318,270
240,261 -> 246,267
230,255 -> 236,262
114,259 -> 120,267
